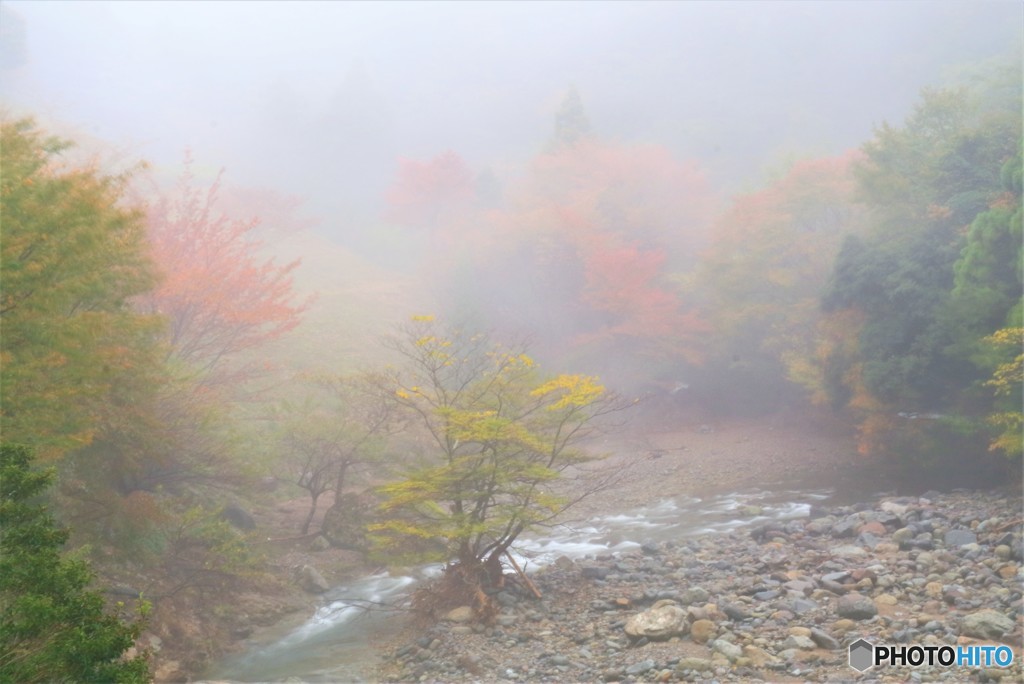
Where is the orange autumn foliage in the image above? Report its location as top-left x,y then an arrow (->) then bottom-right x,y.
141,155 -> 309,386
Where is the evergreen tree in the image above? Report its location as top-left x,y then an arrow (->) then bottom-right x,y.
549,86 -> 591,151
0,444 -> 150,683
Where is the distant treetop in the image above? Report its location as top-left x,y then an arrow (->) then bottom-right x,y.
549,86 -> 591,151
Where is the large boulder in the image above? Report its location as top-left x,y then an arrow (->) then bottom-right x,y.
624,599 -> 688,641
296,564 -> 330,594
321,492 -> 377,550
961,609 -> 1015,639
220,503 -> 256,531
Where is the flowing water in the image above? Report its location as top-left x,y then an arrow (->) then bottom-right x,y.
207,485 -> 877,683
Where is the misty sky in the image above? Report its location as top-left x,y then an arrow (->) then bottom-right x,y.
2,1 -> 1021,224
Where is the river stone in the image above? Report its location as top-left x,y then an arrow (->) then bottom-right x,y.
743,645 -> 780,667
995,545 -> 1012,560
790,597 -> 818,614
625,659 -> 656,675
831,518 -> 860,538
719,600 -> 750,621
832,544 -> 867,557
689,619 -> 715,644
581,564 -> 610,580
679,586 -> 710,605
832,618 -> 857,633
944,529 -> 978,547
296,564 -> 330,594
674,657 -> 712,673
858,520 -> 887,536
961,609 -> 1015,639
624,602 -> 687,640
880,501 -> 909,517
836,593 -> 877,620
809,627 -> 841,650
893,527 -> 915,543
445,606 -> 474,623
711,638 -> 742,662
782,635 -> 816,650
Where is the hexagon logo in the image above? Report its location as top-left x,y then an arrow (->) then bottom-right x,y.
849,638 -> 874,672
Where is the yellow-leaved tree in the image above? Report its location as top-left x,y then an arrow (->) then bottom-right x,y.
369,316 -> 630,614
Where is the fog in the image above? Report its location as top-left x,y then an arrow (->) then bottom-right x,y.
2,0 -> 1021,387
4,1 -> 1019,214
4,5 -> 1023,679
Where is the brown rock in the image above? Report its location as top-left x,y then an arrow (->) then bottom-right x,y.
742,645 -> 780,667
832,618 -> 857,633
850,568 -> 877,583
858,521 -> 887,536
689,619 -> 716,644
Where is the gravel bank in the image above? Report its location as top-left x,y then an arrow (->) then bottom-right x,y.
381,489 -> 1023,683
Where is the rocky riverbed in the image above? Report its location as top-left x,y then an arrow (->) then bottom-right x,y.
380,489 -> 1022,683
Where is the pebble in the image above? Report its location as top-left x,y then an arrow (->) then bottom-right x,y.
383,489 -> 1022,683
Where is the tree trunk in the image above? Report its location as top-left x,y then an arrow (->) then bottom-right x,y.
301,491 -> 321,535
333,459 -> 351,506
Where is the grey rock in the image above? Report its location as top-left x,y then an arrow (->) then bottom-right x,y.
836,593 -> 877,620
858,531 -> 881,549
961,609 -> 1015,639
679,586 -> 710,605
220,503 -> 256,530
944,529 -> 978,547
809,628 -> 840,650
625,659 -> 655,675
581,564 -> 610,580
832,544 -> 867,557
720,600 -> 750,621
831,518 -> 860,538
711,638 -> 743,662
624,602 -> 687,640
781,635 -> 816,650
790,598 -> 818,614
296,564 -> 330,594
675,657 -> 712,673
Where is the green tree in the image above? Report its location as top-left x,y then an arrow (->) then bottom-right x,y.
815,62 -> 1021,465
369,317 -> 628,610
548,86 -> 591,151
0,443 -> 150,683
0,119 -> 161,459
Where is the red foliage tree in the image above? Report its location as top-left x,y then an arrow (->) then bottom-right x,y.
141,155 -> 309,387
385,150 -> 475,230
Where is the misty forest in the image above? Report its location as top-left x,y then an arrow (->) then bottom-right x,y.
0,2 -> 1021,683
